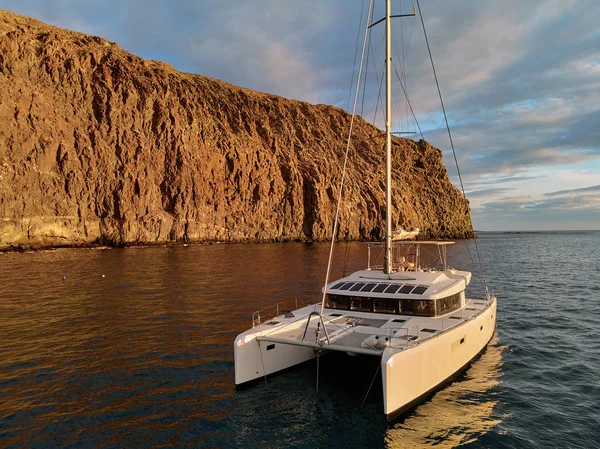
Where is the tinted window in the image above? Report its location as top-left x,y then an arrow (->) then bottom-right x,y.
410,299 -> 436,316
339,283 -> 355,291
331,282 -> 346,290
324,294 -> 349,310
373,298 -> 398,313
436,292 -> 461,315
324,293 -> 440,317
350,296 -> 372,312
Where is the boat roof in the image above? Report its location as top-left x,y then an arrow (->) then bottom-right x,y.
326,269 -> 470,300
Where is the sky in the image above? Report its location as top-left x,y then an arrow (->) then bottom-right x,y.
1,0 -> 599,231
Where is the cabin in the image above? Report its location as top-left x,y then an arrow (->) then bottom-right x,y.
324,241 -> 466,318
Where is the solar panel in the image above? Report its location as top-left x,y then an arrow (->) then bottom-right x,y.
349,283 -> 366,291
372,283 -> 389,293
412,286 -> 428,295
361,283 -> 378,292
399,285 -> 415,294
384,284 -> 401,294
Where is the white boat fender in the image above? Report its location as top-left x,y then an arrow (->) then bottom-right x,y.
361,334 -> 389,350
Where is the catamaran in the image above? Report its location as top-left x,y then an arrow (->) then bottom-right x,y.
234,0 -> 496,421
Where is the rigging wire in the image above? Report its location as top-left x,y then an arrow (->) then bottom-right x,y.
399,0 -> 408,133
401,3 -> 416,132
360,5 -> 373,117
415,0 -> 490,298
360,34 -> 370,117
342,240 -> 352,277
371,22 -> 387,128
318,0 -> 375,316
347,0 -> 367,112
361,359 -> 382,408
393,66 -> 424,140
394,9 -> 417,135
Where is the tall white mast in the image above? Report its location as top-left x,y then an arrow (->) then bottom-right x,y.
384,0 -> 393,274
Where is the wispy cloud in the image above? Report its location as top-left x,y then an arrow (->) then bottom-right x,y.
466,188 -> 514,198
473,183 -> 600,230
1,0 -> 599,230
545,184 -> 600,197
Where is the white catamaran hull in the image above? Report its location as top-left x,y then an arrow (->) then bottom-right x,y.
234,315 -> 317,385
382,299 -> 496,419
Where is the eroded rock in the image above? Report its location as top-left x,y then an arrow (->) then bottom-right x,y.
0,10 -> 473,250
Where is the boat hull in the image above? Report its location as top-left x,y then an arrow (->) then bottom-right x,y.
234,326 -> 316,385
382,298 -> 497,420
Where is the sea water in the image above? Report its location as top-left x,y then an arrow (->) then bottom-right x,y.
1,231 -> 599,448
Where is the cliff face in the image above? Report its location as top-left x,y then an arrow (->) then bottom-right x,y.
0,11 -> 473,250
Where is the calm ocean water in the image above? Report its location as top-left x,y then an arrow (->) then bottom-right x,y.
1,231 -> 599,448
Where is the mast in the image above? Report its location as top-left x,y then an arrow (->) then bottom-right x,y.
384,0 -> 393,274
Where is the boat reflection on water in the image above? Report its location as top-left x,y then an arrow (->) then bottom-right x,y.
386,333 -> 506,448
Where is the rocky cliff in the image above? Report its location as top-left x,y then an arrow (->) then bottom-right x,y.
0,10 -> 473,250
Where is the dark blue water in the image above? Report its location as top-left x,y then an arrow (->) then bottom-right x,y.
1,232 -> 599,448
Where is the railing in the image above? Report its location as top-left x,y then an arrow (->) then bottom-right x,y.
394,325 -> 420,348
252,298 -> 316,328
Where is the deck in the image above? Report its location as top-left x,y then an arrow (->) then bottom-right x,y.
254,299 -> 491,356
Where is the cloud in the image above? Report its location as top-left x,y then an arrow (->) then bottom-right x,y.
473,185 -> 600,230
545,184 -> 600,197
2,0 -> 600,230
474,175 -> 542,186
466,188 -> 515,198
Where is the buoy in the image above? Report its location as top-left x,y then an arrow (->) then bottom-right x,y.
62,275 -> 66,281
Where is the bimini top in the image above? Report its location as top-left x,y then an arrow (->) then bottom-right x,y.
367,240 -> 455,273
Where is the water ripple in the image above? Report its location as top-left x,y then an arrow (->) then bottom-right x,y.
0,233 -> 599,447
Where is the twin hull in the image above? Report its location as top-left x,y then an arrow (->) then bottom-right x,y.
234,299 -> 497,419
383,299 -> 496,418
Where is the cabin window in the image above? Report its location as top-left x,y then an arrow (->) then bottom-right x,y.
325,294 -> 445,317
373,298 -> 399,314
436,292 -> 461,315
324,294 -> 349,310
400,299 -> 436,316
350,296 -> 372,312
